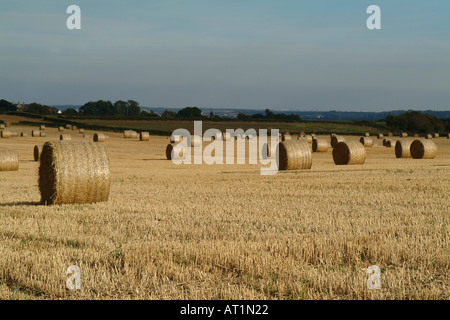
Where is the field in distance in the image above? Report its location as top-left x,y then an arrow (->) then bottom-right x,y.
0,125 -> 448,299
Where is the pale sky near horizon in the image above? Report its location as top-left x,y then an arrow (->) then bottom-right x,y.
0,0 -> 449,111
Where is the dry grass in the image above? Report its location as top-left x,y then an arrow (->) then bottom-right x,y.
0,126 -> 448,300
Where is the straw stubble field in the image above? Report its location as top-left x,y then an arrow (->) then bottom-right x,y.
0,126 -> 448,300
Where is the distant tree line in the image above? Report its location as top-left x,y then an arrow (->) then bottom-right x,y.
237,109 -> 301,121
385,111 -> 445,133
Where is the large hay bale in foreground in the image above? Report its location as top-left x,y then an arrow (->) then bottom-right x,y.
60,134 -> 71,141
166,143 -> 186,160
359,137 -> 373,147
38,141 -> 110,205
332,141 -> 366,165
312,138 -> 328,152
410,140 -> 437,159
34,145 -> 41,161
0,150 -> 19,171
93,133 -> 106,142
1,130 -> 12,138
139,132 -> 150,141
277,140 -> 312,170
395,139 -> 413,158
331,135 -> 345,148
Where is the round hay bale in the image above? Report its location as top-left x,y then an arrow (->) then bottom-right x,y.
281,133 -> 291,141
401,132 -> 408,138
414,133 -> 420,138
191,135 -> 202,147
40,131 -> 47,137
447,133 -> 450,139
0,124 -> 5,129
425,134 -> 433,139
332,141 -> 366,165
410,140 -> 437,159
123,130 -> 132,138
377,133 -> 384,139
312,138 -> 328,152
303,135 -> 313,143
388,132 -> 394,137
6,122 -> 11,128
359,137 -> 373,147
20,132 -> 28,137
79,129 -> 85,134
72,126 -> 78,131
58,127 -> 64,132
66,124 -> 72,130
139,132 -> 150,141
34,145 -> 41,161
384,139 -> 396,148
11,131 -> 18,137
40,125 -> 46,131
277,140 -> 312,170
331,135 -> 345,148
31,130 -> 40,137
1,130 -> 12,138
364,132 -> 370,137
0,150 -> 19,171
433,133 -> 439,138
166,143 -> 186,160
300,131 -> 306,137
93,133 -> 106,142
310,133 -> 316,138
83,134 -> 91,139
38,141 -> 110,205
130,131 -> 138,139
395,139 -> 413,158
60,134 -> 71,141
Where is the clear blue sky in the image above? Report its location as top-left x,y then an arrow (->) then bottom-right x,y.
0,0 -> 449,111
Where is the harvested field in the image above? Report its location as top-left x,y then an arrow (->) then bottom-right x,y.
0,126 -> 448,300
